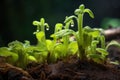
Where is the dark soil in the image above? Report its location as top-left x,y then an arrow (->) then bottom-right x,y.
0,56 -> 120,80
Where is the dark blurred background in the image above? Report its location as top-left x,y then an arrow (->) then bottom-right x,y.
0,0 -> 120,46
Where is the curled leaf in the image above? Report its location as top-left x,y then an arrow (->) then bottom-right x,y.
55,23 -> 63,33
33,21 -> 40,26
84,9 -> 94,18
106,40 -> 120,50
74,9 -> 82,15
64,16 -> 77,23
53,29 -> 75,38
79,4 -> 85,10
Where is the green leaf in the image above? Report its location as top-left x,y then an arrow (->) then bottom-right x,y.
54,44 -> 64,57
91,40 -> 99,46
28,55 -> 37,62
74,9 -> 81,15
64,16 -> 77,23
83,26 -> 100,38
90,31 -> 100,38
68,41 -> 78,54
36,31 -> 45,42
23,40 -> 30,48
33,21 -> 40,26
54,23 -> 63,33
46,40 -> 52,51
87,53 -> 101,59
8,40 -> 23,51
0,47 -> 18,63
79,4 -> 85,10
96,48 -> 108,56
106,40 -> 120,50
83,32 -> 92,48
87,53 -> 103,63
84,9 -> 94,18
53,29 -> 75,38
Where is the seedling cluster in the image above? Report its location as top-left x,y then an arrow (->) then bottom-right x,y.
0,4 -> 120,68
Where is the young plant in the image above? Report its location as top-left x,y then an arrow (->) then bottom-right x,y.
33,18 -> 49,48
105,40 -> 120,65
63,4 -> 109,63
0,47 -> 18,64
32,18 -> 50,63
47,23 -> 63,63
0,40 -> 37,68
1,4 -> 120,69
64,4 -> 94,61
50,21 -> 78,61
47,20 -> 78,63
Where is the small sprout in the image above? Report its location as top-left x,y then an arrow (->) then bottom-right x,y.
64,16 -> 75,29
74,4 -> 95,60
106,40 -> 120,50
33,18 -> 50,33
0,47 -> 18,64
0,4 -> 119,68
33,18 -> 50,49
54,23 -> 63,33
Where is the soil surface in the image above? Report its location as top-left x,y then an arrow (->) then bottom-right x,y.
0,56 -> 120,80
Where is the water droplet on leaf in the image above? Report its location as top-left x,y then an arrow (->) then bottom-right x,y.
37,30 -> 39,32
46,28 -> 49,31
71,24 -> 74,27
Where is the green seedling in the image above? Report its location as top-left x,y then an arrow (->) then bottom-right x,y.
62,16 -> 76,56
33,18 -> 49,47
8,40 -> 37,68
105,40 -> 120,65
33,18 -> 50,63
64,4 -> 94,61
0,47 -> 18,64
1,4 -> 120,69
46,23 -> 63,63
106,40 -> 120,50
0,40 -> 37,68
47,23 -> 75,63
50,21 -> 78,62
63,4 -> 109,63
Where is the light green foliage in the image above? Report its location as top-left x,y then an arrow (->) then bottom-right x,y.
0,47 -> 18,64
48,22 -> 78,63
63,4 -> 107,63
106,40 -> 120,50
8,40 -> 38,68
64,4 -> 95,61
0,40 -> 38,68
33,18 -> 49,47
0,4 -> 120,68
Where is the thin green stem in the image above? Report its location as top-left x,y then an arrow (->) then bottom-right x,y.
78,14 -> 83,45
77,14 -> 87,61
